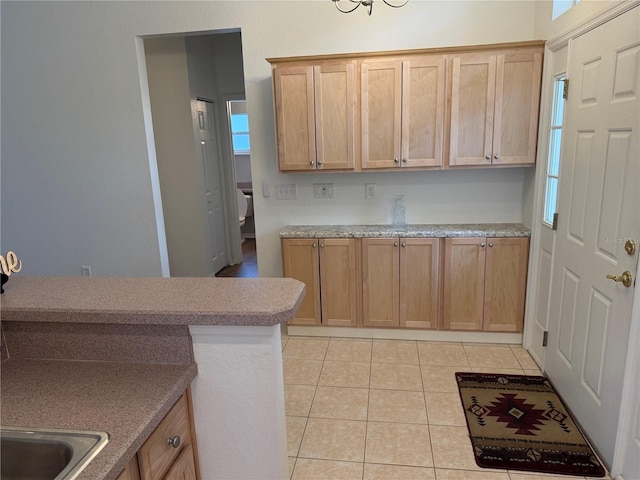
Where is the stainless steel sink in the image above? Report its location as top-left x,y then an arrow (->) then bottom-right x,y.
1,426 -> 109,480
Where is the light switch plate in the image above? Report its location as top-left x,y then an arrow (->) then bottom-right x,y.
276,184 -> 297,200
365,183 -> 376,199
314,183 -> 334,199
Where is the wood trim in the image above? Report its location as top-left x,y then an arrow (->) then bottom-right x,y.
266,40 -> 546,65
362,238 -> 400,327
185,386 -> 201,480
282,238 -> 321,325
319,238 -> 359,327
399,238 -> 440,329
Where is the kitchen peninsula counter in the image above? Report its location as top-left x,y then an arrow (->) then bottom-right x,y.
280,222 -> 531,238
1,275 -> 305,480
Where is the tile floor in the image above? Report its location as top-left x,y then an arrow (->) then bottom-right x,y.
281,335 -> 609,480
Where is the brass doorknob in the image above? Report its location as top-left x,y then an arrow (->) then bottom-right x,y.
606,271 -> 632,287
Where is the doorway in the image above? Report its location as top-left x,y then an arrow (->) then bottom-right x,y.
142,31 -> 247,277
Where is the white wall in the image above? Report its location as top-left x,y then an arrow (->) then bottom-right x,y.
1,1 -> 540,278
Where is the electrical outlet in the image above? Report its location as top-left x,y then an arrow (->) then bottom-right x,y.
365,183 -> 376,199
314,183 -> 334,199
81,266 -> 92,277
276,184 -> 297,200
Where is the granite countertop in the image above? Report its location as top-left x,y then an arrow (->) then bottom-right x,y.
1,276 -> 305,326
0,358 -> 197,480
280,223 -> 530,238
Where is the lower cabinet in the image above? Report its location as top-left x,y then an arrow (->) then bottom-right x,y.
282,238 -> 360,326
116,389 -> 199,480
362,238 -> 440,329
443,237 -> 529,332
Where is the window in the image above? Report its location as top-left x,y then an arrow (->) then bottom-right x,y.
543,76 -> 566,226
228,101 -> 250,155
553,0 -> 580,20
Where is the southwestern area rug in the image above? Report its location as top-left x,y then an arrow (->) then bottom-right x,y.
456,372 -> 606,477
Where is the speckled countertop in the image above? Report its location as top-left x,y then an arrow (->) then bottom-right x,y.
1,359 -> 197,480
1,276 -> 305,326
280,223 -> 530,238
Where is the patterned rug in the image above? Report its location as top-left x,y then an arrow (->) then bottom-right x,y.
456,372 -> 606,477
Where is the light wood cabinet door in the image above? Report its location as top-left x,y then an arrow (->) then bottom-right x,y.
138,395 -> 193,480
449,53 -> 496,166
362,238 -> 400,327
493,52 -> 542,166
314,63 -> 357,170
319,238 -> 360,327
116,457 -> 141,480
274,66 -> 316,171
483,237 -> 529,332
401,57 -> 446,168
361,61 -> 402,169
400,238 -> 440,329
282,239 -> 321,325
163,445 -> 197,480
443,237 -> 486,330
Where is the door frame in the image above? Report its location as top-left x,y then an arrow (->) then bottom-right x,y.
523,2 -> 640,477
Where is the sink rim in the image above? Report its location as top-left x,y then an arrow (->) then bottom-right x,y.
1,425 -> 109,480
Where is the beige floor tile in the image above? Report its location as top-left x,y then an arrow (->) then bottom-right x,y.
417,342 -> 470,367
283,358 -> 323,385
471,367 -> 525,375
510,346 -> 541,370
299,418 -> 367,462
372,340 -> 419,364
285,384 -> 316,417
287,416 -> 307,457
424,392 -> 467,426
364,463 -> 436,479
369,389 -> 428,424
463,345 -> 521,369
524,369 -> 544,376
421,366 -> 464,393
288,457 -> 296,479
319,361 -> 370,388
508,474 -> 588,480
429,425 -> 479,470
292,459 -> 363,480
370,363 -> 423,391
326,338 -> 372,362
310,386 -> 369,421
365,422 -> 433,467
282,337 -> 289,350
436,469 -> 510,480
283,337 -> 330,360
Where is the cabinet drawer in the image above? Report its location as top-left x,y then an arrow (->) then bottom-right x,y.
138,394 -> 192,480
163,444 -> 197,480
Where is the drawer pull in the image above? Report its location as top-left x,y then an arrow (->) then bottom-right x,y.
167,435 -> 181,449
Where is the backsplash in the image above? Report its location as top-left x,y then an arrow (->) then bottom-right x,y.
1,323 -> 9,362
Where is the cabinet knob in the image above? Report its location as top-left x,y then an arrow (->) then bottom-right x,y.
320,243 -> 325,248
489,242 -> 493,247
309,161 -> 315,166
167,435 -> 181,449
317,160 -> 323,166
481,242 -> 486,247
312,243 -> 317,248
485,156 -> 491,160
401,242 -> 406,247
394,158 -> 399,164
394,242 -> 398,247
493,155 -> 499,160
402,158 -> 408,163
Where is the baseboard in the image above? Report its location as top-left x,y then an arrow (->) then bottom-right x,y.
287,326 -> 523,344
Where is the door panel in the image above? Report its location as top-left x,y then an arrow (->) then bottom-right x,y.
196,100 -> 228,275
320,238 -> 359,327
362,238 -> 399,327
545,7 -> 639,466
400,238 -> 440,329
282,239 -> 321,325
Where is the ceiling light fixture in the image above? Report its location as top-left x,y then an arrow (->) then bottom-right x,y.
332,0 -> 409,16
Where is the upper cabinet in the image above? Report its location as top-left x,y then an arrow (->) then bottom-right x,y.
361,57 -> 446,169
273,62 -> 356,171
449,48 -> 543,167
268,41 -> 543,173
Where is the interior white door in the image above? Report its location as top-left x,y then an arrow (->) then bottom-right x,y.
196,100 -> 229,275
545,6 -> 640,468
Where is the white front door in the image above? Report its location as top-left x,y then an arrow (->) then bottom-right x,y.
544,6 -> 640,468
196,100 -> 229,275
